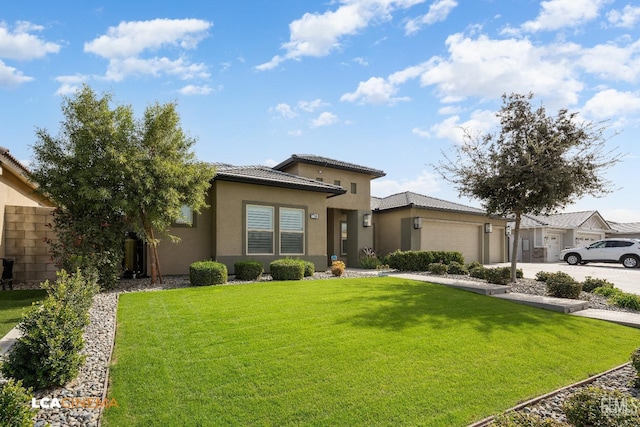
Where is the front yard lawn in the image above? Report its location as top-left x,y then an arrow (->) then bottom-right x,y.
104,277 -> 640,426
0,289 -> 47,337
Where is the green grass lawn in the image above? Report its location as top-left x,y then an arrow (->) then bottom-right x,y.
103,277 -> 640,426
0,289 -> 47,337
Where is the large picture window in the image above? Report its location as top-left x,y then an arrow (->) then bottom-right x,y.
247,205 -> 274,254
280,208 -> 304,255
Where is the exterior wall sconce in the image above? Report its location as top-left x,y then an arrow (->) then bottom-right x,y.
413,217 -> 422,229
363,213 -> 372,227
485,223 -> 493,233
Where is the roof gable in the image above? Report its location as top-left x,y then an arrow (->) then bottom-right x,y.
520,211 -> 611,231
274,154 -> 385,178
372,191 -> 487,216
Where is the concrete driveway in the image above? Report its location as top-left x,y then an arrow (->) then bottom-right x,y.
490,262 -> 640,295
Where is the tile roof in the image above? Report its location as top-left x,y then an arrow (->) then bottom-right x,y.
273,154 -> 386,178
0,146 -> 30,176
519,211 -> 610,230
213,164 -> 346,195
608,222 -> 640,234
372,191 -> 487,216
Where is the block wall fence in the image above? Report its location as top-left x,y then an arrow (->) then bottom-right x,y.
4,205 -> 57,283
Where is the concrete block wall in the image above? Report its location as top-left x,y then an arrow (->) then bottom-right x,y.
4,205 -> 57,284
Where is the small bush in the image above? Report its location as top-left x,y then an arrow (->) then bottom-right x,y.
359,256 -> 380,269
466,261 -> 483,271
302,260 -> 315,277
516,268 -> 524,279
492,411 -> 567,426
1,269 -> 97,389
234,260 -> 263,281
331,260 -> 346,277
545,272 -> 582,299
593,286 -> 623,298
190,261 -> 228,286
485,267 -> 511,285
270,259 -> 305,281
428,263 -> 448,275
469,266 -> 487,279
581,276 -> 615,293
0,379 -> 38,427
609,292 -> 640,311
631,347 -> 640,387
535,271 -> 552,282
447,262 -> 469,275
563,386 -> 640,427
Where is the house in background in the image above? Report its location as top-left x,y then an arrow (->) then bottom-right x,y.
510,211 -> 610,263
607,222 -> 640,240
372,192 -> 508,264
0,147 -> 56,283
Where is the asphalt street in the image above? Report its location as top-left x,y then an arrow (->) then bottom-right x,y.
492,262 -> 640,295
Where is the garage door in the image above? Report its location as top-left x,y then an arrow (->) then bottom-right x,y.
421,221 -> 482,263
489,227 -> 504,263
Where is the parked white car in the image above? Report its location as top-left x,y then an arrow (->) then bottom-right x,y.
560,239 -> 640,268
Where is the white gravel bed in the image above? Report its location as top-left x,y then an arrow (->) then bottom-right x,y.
4,269 -> 639,426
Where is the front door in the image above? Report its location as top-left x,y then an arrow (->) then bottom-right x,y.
547,234 -> 561,262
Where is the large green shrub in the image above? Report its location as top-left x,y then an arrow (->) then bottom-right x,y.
234,260 -> 263,281
447,262 -> 469,275
581,276 -> 615,293
427,263 -> 448,275
563,386 -> 640,427
385,250 -> 464,271
0,379 -> 38,426
484,267 -> 511,285
190,261 -> 228,286
492,411 -> 567,426
1,269 -> 98,389
609,292 -> 640,311
545,272 -> 582,299
270,259 -> 305,281
469,266 -> 487,279
535,271 -> 552,282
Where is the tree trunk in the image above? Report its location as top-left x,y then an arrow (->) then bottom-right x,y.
510,212 -> 522,283
147,227 -> 163,285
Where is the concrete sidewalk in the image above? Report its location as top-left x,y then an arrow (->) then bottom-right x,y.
391,272 -> 640,328
0,327 -> 22,356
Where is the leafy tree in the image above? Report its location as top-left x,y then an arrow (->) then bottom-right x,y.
436,92 -> 621,282
30,86 -> 133,287
30,85 -> 215,286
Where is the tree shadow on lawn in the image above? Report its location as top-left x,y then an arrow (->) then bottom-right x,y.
336,279 -> 585,335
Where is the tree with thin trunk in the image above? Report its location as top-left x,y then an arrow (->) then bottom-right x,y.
435,92 -> 621,282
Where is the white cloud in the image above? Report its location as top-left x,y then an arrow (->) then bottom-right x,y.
271,103 -> 298,119
412,127 -> 431,138
288,130 -> 304,137
256,0 -> 426,70
263,158 -> 278,167
298,98 -> 329,112
582,89 -> 640,121
371,170 -> 441,197
520,0 -> 609,33
84,18 -> 211,82
578,40 -> 640,82
0,21 -> 61,60
178,84 -> 213,95
405,0 -> 458,35
598,208 -> 640,223
340,76 -> 411,105
0,60 -> 33,87
428,110 -> 498,144
311,111 -> 338,127
54,74 -> 88,96
607,5 -> 640,28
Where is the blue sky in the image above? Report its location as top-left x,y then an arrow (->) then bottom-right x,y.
2,0 -> 640,221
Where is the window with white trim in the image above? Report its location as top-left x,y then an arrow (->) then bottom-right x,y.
175,205 -> 194,226
280,208 -> 305,255
247,205 -> 274,254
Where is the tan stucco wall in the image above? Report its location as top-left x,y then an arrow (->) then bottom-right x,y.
156,190 -> 214,276
211,180 -> 330,272
280,163 -> 373,211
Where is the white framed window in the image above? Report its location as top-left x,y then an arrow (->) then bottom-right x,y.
280,208 -> 305,255
175,205 -> 194,226
247,205 -> 274,254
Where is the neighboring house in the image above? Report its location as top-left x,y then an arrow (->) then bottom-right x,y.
0,147 -> 56,283
607,222 -> 640,240
372,192 -> 508,264
510,211 -> 610,263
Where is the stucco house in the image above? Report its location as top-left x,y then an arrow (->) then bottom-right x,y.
510,211 -> 610,263
0,147 -> 56,283
372,192 -> 508,264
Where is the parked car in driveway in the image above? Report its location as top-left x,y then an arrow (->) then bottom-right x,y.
560,239 -> 640,268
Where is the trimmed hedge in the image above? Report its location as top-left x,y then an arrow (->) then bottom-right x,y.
582,276 -> 615,293
270,259 -> 305,281
0,379 -> 37,426
384,250 -> 464,271
469,266 -> 487,279
190,261 -> 228,286
447,262 -> 469,275
545,272 -> 582,299
563,386 -> 640,427
1,269 -> 98,389
234,260 -> 264,281
302,260 -> 315,277
428,263 -> 448,275
484,267 -> 511,285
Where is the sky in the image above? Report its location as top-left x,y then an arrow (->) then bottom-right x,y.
1,0 -> 640,222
